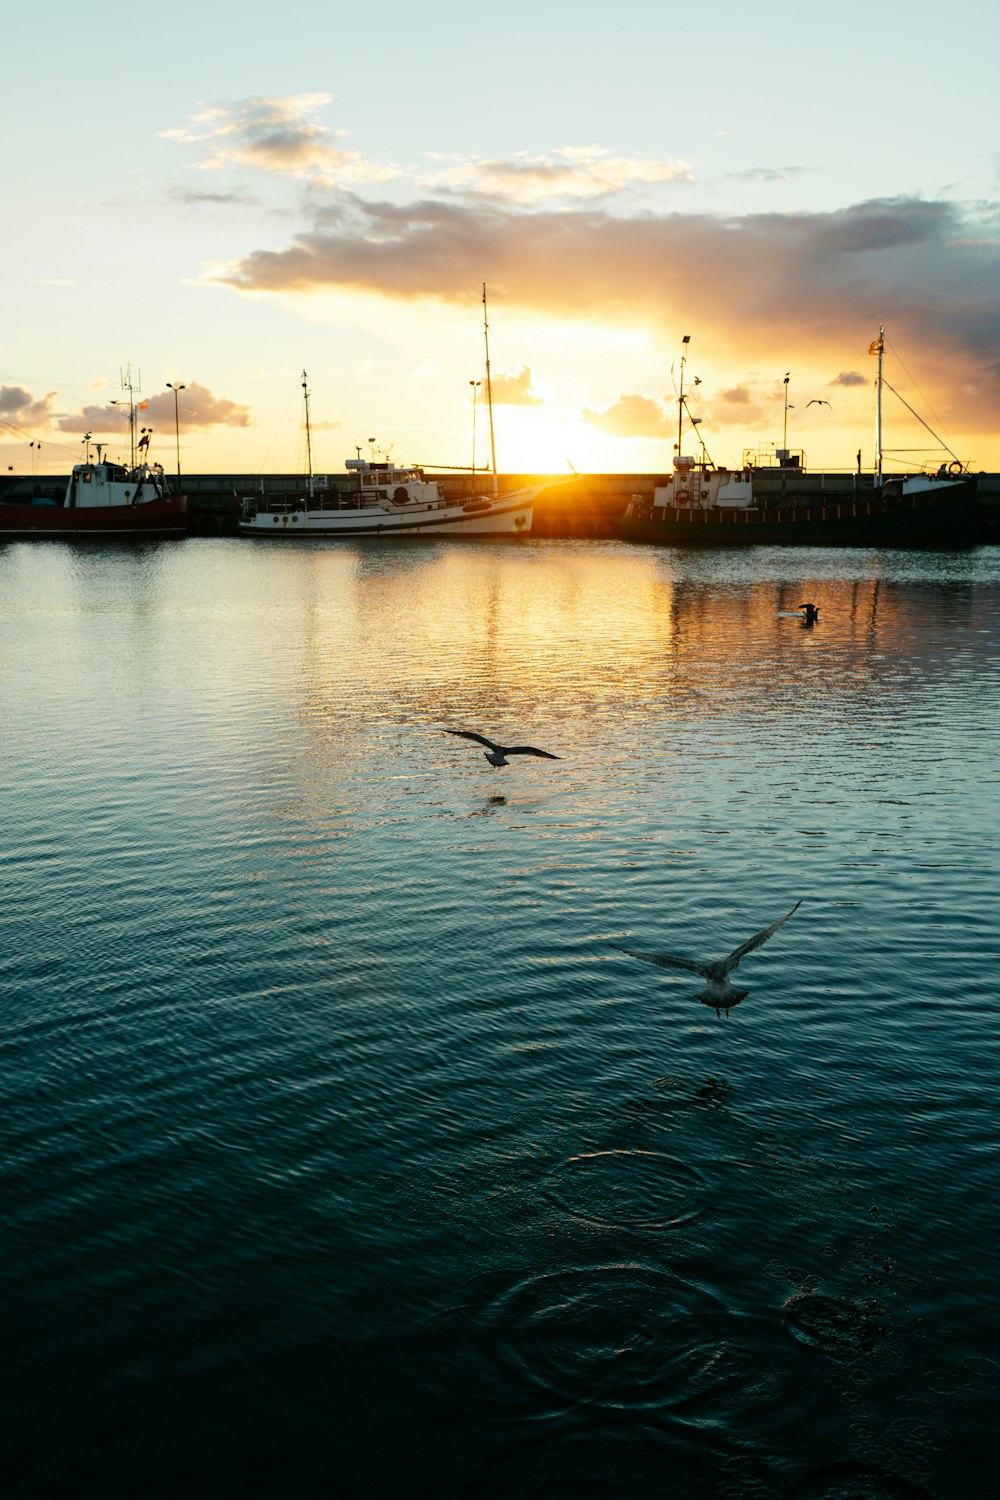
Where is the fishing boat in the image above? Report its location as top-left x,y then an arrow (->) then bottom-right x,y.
0,381 -> 187,539
620,331 -> 975,548
239,290 -> 540,539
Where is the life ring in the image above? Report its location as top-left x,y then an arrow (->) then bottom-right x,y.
948,460 -> 964,475
393,486 -> 410,503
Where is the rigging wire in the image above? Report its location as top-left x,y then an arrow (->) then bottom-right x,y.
881,377 -> 960,463
250,382 -> 298,477
882,334 -> 958,454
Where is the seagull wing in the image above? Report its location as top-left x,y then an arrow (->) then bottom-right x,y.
504,746 -> 561,760
611,945 -> 710,978
721,901 -> 801,975
444,730 -> 499,750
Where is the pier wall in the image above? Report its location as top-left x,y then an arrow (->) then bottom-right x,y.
3,470 -> 999,540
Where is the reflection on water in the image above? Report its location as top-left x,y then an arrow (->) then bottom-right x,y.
1,537 -> 999,1498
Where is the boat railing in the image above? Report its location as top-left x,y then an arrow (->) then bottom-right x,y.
742,446 -> 807,472
241,491 -> 459,519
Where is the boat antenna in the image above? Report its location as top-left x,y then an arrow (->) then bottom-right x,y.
483,283 -> 498,498
872,326 -> 885,486
302,371 -> 314,493
110,365 -> 142,470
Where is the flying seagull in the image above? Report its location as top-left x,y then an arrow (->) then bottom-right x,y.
443,729 -> 561,768
611,901 -> 802,1017
806,399 -> 831,407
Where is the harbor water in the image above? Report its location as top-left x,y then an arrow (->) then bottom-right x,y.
2,537 -> 998,1498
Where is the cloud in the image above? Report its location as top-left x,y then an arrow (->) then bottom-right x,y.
53,381 -> 253,434
169,187 -> 261,207
213,192 -> 1000,419
832,370 -> 868,386
725,166 -> 808,183
162,95 -> 397,186
0,386 -> 58,431
486,365 -> 545,405
581,393 -> 671,439
699,383 -> 773,430
420,145 -> 692,203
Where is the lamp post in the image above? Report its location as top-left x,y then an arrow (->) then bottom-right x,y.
469,380 -> 481,477
166,382 -> 186,480
782,372 -> 793,455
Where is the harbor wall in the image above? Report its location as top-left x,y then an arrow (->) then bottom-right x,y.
3,470 -> 999,540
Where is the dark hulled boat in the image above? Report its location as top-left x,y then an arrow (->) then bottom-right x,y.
620,466 -> 974,548
0,459 -> 188,538
620,329 -> 975,549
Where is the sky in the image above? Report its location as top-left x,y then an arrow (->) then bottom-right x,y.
2,0 -> 999,480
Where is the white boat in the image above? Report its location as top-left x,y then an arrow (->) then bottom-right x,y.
238,450 -> 536,538
239,290 -> 539,539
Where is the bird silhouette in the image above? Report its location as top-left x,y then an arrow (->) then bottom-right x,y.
611,901 -> 801,1017
806,399 -> 831,408
443,729 -> 561,768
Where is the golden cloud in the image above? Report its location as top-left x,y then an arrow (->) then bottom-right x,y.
581,393 -> 671,439
53,381 -> 253,434
420,145 -> 692,202
213,193 -> 1000,421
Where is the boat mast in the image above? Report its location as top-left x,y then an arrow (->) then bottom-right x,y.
873,325 -> 884,486
678,334 -> 690,454
482,284 -> 498,497
302,370 -> 314,496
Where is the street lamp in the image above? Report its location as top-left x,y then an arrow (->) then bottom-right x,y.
782,372 -> 794,455
469,380 -> 481,477
166,382 -> 186,480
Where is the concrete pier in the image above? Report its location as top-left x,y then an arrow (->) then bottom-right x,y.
3,469 -> 998,540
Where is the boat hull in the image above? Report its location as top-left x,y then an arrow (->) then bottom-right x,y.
239,493 -> 534,538
620,486 -> 974,548
0,497 -> 189,538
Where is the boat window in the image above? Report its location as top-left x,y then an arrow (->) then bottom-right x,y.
82,471 -> 92,483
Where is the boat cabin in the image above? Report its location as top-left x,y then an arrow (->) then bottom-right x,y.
342,458 -> 441,508
66,461 -> 167,509
654,456 -> 755,510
